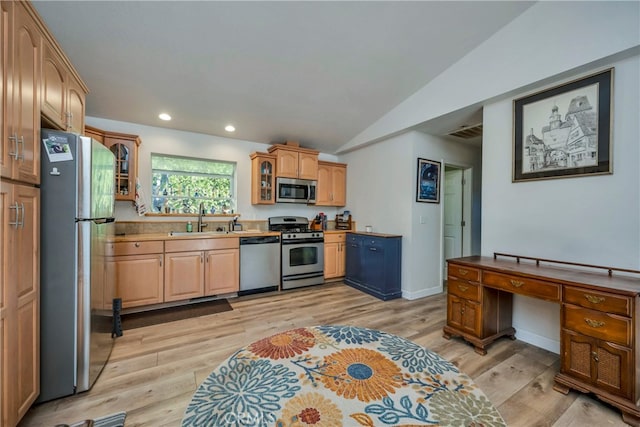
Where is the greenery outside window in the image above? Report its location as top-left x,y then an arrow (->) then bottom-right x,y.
151,154 -> 236,214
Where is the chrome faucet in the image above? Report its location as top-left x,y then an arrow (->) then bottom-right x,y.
197,202 -> 208,232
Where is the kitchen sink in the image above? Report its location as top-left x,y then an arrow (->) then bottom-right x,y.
167,231 -> 229,237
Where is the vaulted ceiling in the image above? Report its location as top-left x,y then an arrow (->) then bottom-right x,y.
33,1 -> 534,153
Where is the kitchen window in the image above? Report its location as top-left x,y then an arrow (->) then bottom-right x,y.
151,154 -> 236,214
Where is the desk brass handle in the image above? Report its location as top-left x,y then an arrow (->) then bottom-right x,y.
585,318 -> 605,328
584,294 -> 605,304
458,268 -> 469,276
510,279 -> 524,288
457,284 -> 469,292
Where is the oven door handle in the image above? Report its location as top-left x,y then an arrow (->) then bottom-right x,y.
282,239 -> 324,245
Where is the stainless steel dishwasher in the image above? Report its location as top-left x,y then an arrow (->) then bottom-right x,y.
239,235 -> 281,295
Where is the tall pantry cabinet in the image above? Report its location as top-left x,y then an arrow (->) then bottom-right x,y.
1,2 -> 87,426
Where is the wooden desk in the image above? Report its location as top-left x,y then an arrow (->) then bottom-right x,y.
443,253 -> 640,426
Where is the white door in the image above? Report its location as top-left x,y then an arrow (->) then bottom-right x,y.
443,168 -> 463,276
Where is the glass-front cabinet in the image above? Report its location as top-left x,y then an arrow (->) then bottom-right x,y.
86,126 -> 141,202
250,152 -> 276,204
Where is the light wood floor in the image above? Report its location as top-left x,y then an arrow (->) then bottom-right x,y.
20,283 -> 629,427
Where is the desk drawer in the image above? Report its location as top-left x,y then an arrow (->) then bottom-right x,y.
483,271 -> 560,302
448,264 -> 480,282
448,277 -> 481,302
563,304 -> 632,347
564,286 -> 631,317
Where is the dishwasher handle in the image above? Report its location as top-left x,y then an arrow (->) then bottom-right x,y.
240,236 -> 281,245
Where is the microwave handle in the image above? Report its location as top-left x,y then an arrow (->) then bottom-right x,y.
307,184 -> 311,203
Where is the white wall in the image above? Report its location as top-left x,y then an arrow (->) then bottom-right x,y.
341,131 -> 481,300
482,54 -> 640,353
340,1 -> 640,153
86,117 -> 341,222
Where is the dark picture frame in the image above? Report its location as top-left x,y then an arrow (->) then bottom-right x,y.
416,158 -> 441,203
513,68 -> 613,182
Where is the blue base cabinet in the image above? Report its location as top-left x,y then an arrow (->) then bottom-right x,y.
344,232 -> 402,300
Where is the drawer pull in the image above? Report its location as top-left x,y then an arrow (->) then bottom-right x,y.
509,279 -> 524,288
584,294 -> 605,304
458,268 -> 469,276
134,242 -> 141,248
457,284 -> 469,292
584,318 -> 605,328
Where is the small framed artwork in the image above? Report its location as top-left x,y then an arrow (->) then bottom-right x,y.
513,68 -> 613,182
416,158 -> 441,203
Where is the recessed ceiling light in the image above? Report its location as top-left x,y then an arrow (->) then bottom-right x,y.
225,125 -> 236,132
159,113 -> 172,121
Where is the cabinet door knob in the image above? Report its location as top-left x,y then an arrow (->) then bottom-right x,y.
584,294 -> 605,304
592,351 -> 599,363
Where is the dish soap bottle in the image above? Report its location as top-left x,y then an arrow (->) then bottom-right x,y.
186,221 -> 193,232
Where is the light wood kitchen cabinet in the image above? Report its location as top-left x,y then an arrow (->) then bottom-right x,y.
316,161 -> 347,206
83,125 -> 103,143
205,248 -> 239,295
268,144 -> 319,180
88,126 -> 141,202
324,232 -> 346,280
250,152 -> 276,204
41,38 -> 87,134
164,251 -> 204,302
1,181 -> 39,427
105,241 -> 164,309
164,238 -> 239,302
1,1 -> 40,185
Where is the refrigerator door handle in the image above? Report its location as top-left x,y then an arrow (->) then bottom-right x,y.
91,217 -> 116,224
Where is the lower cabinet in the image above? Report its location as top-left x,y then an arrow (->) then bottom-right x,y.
205,248 -> 239,295
106,240 -> 164,309
324,232 -> 346,280
560,328 -> 632,399
446,294 -> 481,337
1,182 -> 39,427
344,232 -> 401,300
164,238 -> 239,302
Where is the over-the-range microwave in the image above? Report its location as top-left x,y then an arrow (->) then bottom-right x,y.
276,177 -> 316,204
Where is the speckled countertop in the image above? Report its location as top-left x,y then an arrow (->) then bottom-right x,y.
346,231 -> 402,238
111,231 -> 281,242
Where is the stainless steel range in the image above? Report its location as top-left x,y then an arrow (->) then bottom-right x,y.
268,216 -> 324,289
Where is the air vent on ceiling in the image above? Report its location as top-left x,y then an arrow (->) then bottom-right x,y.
448,123 -> 483,140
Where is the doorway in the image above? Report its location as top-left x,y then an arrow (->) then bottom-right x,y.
443,165 -> 472,277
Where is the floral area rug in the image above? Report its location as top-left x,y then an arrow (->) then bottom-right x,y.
182,325 -> 506,426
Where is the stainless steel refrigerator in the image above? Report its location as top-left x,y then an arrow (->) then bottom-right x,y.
38,129 -> 117,402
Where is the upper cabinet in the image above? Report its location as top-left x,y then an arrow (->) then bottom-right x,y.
1,1 -> 41,185
41,38 -> 87,134
250,152 -> 276,205
268,144 -> 319,180
316,161 -> 346,207
86,126 -> 141,202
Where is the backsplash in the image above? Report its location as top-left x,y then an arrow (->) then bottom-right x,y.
115,219 -> 342,235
